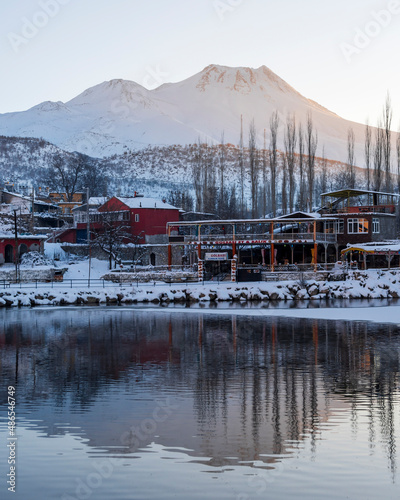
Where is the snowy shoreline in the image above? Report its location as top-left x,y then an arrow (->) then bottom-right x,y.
1,270 -> 400,307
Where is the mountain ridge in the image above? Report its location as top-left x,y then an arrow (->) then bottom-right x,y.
0,64 -> 368,162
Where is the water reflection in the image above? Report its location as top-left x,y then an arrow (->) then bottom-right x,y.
1,307 -> 400,487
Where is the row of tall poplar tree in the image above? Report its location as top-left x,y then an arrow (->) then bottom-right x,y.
190,111 -> 319,219
188,94 -> 400,220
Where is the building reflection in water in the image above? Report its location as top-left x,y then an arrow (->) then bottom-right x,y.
0,307 -> 399,473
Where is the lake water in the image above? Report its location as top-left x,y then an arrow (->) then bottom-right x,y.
1,305 -> 400,499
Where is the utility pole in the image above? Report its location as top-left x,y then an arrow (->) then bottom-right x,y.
13,209 -> 19,282
31,188 -> 35,234
86,187 -> 91,284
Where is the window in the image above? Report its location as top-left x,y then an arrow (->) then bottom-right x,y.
135,214 -> 139,222
324,220 -> 344,234
324,221 -> 335,233
372,218 -> 380,234
336,219 -> 344,234
348,218 -> 369,234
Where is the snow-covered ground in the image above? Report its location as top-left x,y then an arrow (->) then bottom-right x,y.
1,267 -> 400,309
0,243 -> 396,313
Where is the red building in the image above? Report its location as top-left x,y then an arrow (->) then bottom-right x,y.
0,235 -> 46,264
96,196 -> 180,241
53,195 -> 181,244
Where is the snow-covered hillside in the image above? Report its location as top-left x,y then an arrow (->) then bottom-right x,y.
0,137 -> 352,207
0,64 -> 374,163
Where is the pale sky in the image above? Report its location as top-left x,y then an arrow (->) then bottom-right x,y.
1,0 -> 400,127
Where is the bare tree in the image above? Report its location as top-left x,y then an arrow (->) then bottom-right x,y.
218,131 -> 226,216
318,146 -> 328,198
48,153 -> 85,201
269,111 -> 279,216
167,189 -> 193,212
374,121 -> 384,192
284,114 -> 297,213
306,112 -> 318,211
238,115 -> 245,217
281,155 -> 288,214
365,120 -> 372,190
346,127 -> 356,188
261,128 -> 268,216
92,211 -> 132,269
80,159 -> 108,197
396,130 -> 400,194
248,119 -> 259,217
298,123 -> 305,210
383,92 -> 393,192
203,142 -> 217,214
191,138 -> 203,212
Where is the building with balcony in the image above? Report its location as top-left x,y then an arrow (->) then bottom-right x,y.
320,188 -> 398,245
166,188 -> 400,279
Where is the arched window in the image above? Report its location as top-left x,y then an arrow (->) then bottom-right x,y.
19,244 -> 28,257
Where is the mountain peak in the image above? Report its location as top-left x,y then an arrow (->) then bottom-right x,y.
193,64 -> 298,96
29,100 -> 69,113
0,63 -> 359,162
67,79 -> 148,107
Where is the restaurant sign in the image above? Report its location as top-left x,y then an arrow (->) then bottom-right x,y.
205,252 -> 228,261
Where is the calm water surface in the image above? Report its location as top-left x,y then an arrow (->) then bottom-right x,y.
1,305 -> 400,499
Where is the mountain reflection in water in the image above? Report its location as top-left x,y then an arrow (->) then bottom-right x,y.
1,307 -> 400,498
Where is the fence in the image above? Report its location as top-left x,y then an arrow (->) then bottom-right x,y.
0,277 -> 206,289
0,279 -> 111,289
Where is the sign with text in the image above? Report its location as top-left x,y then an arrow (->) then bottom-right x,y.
205,252 -> 228,261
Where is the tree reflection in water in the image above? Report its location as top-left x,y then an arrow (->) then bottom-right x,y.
0,307 -> 399,474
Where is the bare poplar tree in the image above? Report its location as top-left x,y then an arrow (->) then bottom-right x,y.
319,146 -> 328,196
203,142 -> 217,214
306,112 -> 318,212
374,121 -> 384,192
396,131 -> 400,193
238,115 -> 245,217
248,119 -> 259,217
261,128 -> 268,216
383,92 -> 393,192
191,139 -> 217,213
281,156 -> 288,214
191,138 -> 203,212
298,123 -> 305,210
284,114 -> 297,213
365,120 -> 372,190
218,131 -> 227,217
269,111 -> 279,217
346,127 -> 356,188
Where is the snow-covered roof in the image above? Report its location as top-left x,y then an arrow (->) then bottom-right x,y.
88,197 -> 108,206
0,232 -> 46,240
321,188 -> 400,198
343,240 -> 400,254
115,197 -> 178,210
274,211 -> 321,220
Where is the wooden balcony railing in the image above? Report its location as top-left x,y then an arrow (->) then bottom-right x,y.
181,232 -> 337,243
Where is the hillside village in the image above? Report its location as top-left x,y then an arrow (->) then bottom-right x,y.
0,181 -> 399,287
0,67 -> 400,287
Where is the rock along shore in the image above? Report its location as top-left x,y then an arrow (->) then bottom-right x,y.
0,270 -> 399,307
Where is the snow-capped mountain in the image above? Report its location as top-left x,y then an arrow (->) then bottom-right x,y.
0,64 -> 368,162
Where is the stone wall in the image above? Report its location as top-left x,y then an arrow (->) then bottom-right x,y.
0,267 -> 59,282
61,243 -> 183,266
